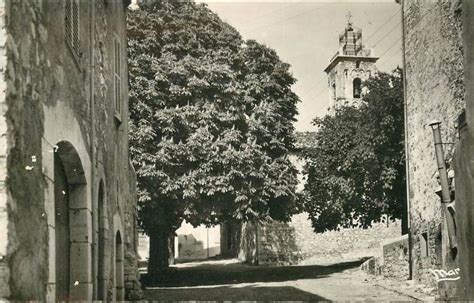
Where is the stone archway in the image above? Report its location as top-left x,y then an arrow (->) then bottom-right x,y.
53,141 -> 89,300
115,231 -> 125,301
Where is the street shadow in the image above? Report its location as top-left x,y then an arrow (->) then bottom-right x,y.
145,284 -> 329,301
142,258 -> 366,287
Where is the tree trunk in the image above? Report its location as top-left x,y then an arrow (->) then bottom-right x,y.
148,229 -> 171,279
168,233 -> 175,266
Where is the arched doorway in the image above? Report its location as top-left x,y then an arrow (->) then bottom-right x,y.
53,141 -> 88,300
115,231 -> 124,301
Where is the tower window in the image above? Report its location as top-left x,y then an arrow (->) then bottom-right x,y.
353,78 -> 361,98
355,60 -> 361,68
332,83 -> 336,100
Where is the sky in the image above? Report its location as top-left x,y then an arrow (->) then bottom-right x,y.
196,1 -> 403,132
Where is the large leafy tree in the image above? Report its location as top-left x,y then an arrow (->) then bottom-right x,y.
127,0 -> 299,273
302,68 -> 406,233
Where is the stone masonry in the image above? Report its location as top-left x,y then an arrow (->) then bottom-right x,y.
237,221 -> 301,266
380,235 -> 409,281
324,21 -> 378,111
403,0 -> 464,299
290,213 -> 402,265
453,1 -> 474,300
225,214 -> 402,267
0,0 -> 141,300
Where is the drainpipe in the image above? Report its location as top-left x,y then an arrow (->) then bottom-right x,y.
429,121 -> 458,254
89,0 -> 97,299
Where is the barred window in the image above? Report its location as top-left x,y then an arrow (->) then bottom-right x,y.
114,35 -> 122,117
65,0 -> 80,58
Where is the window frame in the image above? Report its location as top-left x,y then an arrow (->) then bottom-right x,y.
65,0 -> 81,65
113,33 -> 123,124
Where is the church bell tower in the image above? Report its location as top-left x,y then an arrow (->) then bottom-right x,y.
324,13 -> 379,111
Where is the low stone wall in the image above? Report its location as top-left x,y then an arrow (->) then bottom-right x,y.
290,213 -> 402,264
238,221 -> 300,266
258,221 -> 301,265
230,214 -> 402,266
361,235 -> 409,281
381,235 -> 409,280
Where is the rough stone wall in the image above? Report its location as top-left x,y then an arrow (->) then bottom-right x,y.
454,122 -> 473,300
257,221 -> 301,266
454,1 -> 474,299
2,0 -> 140,300
5,0 -> 51,300
403,0 -> 464,298
360,235 -> 409,281
93,1 -> 141,301
0,0 -> 8,299
381,235 -> 409,281
238,221 -> 300,266
123,163 -> 142,300
290,213 -> 401,264
233,214 -> 401,267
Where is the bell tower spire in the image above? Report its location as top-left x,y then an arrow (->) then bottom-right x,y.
346,11 -> 353,27
324,15 -> 379,112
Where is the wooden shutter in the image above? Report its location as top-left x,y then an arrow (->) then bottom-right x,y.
65,0 -> 80,58
114,37 -> 122,115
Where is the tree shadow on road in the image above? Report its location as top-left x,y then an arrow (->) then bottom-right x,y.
145,284 -> 329,301
142,258 -> 366,288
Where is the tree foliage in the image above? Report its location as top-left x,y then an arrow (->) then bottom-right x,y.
127,1 -> 300,237
302,68 -> 405,233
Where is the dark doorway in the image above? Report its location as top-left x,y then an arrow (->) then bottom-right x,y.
54,153 -> 70,301
97,181 -> 106,300
115,231 -> 124,301
53,141 -> 88,300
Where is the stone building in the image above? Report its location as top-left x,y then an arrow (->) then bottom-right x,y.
0,0 -> 141,301
402,0 -> 464,299
454,0 -> 474,300
324,19 -> 378,111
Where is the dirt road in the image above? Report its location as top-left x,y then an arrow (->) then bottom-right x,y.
143,259 -> 417,301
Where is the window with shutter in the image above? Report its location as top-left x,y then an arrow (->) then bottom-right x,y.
65,0 -> 80,59
114,35 -> 122,120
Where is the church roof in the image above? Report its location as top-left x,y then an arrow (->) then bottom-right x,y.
324,55 -> 379,73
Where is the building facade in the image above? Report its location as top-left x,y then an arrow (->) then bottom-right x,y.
403,0 -> 464,299
324,20 -> 378,111
454,0 -> 474,300
0,0 -> 141,300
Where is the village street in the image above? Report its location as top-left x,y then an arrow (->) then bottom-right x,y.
143,259 -> 417,301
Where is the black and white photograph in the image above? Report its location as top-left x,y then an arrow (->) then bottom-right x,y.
0,0 -> 472,301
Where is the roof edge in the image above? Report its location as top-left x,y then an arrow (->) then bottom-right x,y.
324,55 -> 379,73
